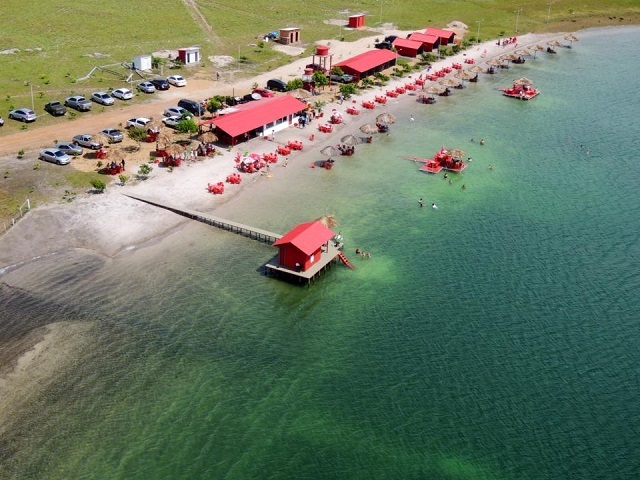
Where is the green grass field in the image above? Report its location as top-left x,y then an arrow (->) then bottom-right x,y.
1,0 -> 637,114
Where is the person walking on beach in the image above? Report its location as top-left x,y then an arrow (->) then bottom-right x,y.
121,159 -> 125,170
410,114 -> 415,122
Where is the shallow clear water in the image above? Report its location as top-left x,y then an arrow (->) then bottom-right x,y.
2,27 -> 640,480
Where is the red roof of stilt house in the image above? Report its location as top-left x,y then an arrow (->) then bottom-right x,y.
334,49 -> 398,74
424,27 -> 455,44
273,221 -> 335,255
201,95 -> 307,138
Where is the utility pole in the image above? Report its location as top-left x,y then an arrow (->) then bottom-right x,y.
476,19 -> 483,44
514,9 -> 523,33
546,1 -> 554,23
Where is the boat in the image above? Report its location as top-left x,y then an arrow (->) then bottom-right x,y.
404,146 -> 467,174
500,81 -> 540,100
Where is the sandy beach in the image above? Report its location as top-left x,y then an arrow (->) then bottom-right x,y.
0,28 -> 562,270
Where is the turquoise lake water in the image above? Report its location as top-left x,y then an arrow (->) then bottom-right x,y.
2,26 -> 640,479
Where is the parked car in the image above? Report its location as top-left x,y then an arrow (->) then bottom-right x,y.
73,134 -> 103,150
177,98 -> 205,116
240,93 -> 261,103
112,88 -> 133,100
55,142 -> 84,156
126,117 -> 152,129
328,73 -> 355,84
150,78 -> 170,90
163,106 -> 190,118
162,115 -> 183,129
44,101 -> 66,116
374,41 -> 393,50
306,63 -> 327,73
39,148 -> 70,165
65,96 -> 92,111
137,81 -> 156,94
167,75 -> 187,87
252,88 -> 275,98
91,91 -> 115,106
266,79 -> 287,92
8,108 -> 37,123
100,128 -> 124,143
384,35 -> 398,43
0,116 -> 4,127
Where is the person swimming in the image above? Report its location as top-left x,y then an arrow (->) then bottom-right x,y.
431,203 -> 438,209
418,198 -> 424,207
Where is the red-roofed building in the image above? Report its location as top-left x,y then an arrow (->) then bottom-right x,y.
273,221 -> 336,271
392,38 -> 424,57
334,49 -> 398,82
424,27 -> 455,46
407,32 -> 440,52
200,95 -> 308,145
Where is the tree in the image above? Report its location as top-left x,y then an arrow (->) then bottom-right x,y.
339,83 -> 357,97
207,97 -> 223,113
176,118 -> 198,134
312,71 -> 329,89
286,78 -> 303,91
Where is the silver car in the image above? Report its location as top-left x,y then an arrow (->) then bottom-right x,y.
100,128 -> 124,143
56,142 -> 84,156
65,96 -> 92,111
163,106 -> 190,118
112,88 -> 133,100
9,108 -> 37,122
91,92 -> 115,106
137,81 -> 156,94
73,134 -> 103,150
39,148 -> 71,165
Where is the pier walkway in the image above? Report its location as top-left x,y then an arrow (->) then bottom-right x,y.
125,194 -> 281,244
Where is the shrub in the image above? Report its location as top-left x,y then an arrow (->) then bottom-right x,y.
127,126 -> 147,142
176,118 -> 198,134
137,164 -> 153,179
339,83 -> 357,97
90,179 -> 106,192
287,78 -> 303,90
118,174 -> 129,185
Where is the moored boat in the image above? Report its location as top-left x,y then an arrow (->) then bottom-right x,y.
501,80 -> 540,100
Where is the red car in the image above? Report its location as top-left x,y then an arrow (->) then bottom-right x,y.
253,88 -> 275,98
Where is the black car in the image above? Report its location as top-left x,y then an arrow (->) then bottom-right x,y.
266,79 -> 287,92
177,98 -> 205,116
150,78 -> 170,90
44,101 -> 66,116
374,41 -> 393,50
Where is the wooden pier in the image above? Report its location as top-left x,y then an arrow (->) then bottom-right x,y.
125,194 -> 281,244
125,194 -> 351,286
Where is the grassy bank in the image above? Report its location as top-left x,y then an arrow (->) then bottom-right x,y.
1,0 -> 637,113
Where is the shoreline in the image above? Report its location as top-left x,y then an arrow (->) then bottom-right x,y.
0,29 -> 568,270
0,27 -> 574,388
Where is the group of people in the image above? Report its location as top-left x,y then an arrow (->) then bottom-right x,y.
338,144 -> 355,156
418,198 -> 438,209
355,248 -> 372,258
